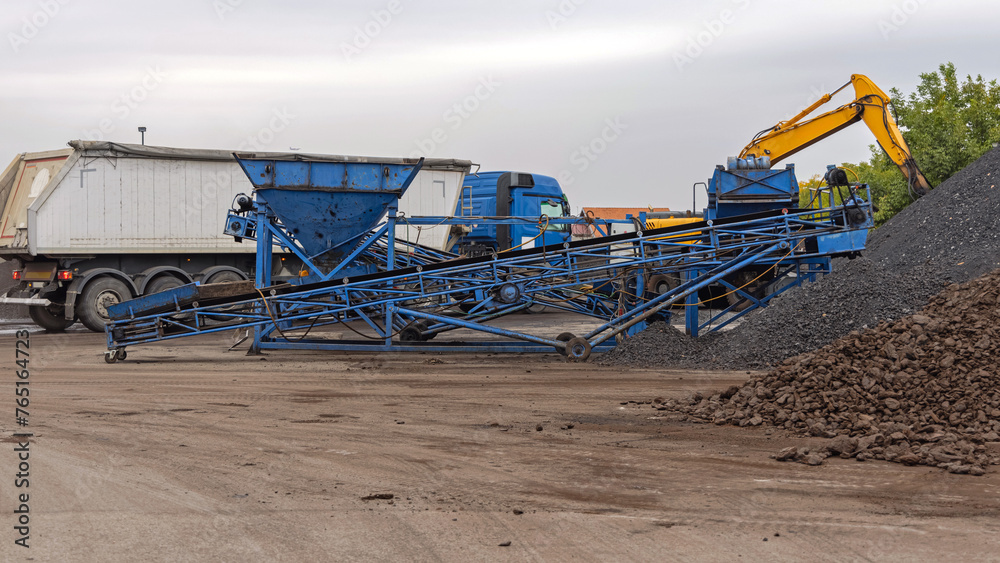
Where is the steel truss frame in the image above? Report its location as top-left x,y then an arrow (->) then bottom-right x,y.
105,191 -> 872,362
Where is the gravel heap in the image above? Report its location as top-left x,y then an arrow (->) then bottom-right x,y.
602,145 -> 1000,370
661,268 -> 1000,475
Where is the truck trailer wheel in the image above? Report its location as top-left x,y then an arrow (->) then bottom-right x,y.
28,304 -> 74,332
202,270 -> 247,322
649,273 -> 680,296
78,277 -> 132,332
204,270 -> 244,285
144,275 -> 185,294
725,269 -> 770,313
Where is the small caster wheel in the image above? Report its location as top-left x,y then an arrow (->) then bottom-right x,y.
417,321 -> 437,341
104,351 -> 118,364
115,349 -> 128,361
399,326 -> 422,342
565,337 -> 592,362
555,332 -> 575,356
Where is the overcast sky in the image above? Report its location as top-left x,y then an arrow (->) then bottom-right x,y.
2,0 -> 998,212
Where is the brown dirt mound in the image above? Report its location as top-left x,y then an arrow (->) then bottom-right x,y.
661,267 -> 1000,475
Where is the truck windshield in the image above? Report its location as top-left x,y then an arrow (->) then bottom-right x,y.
541,200 -> 567,232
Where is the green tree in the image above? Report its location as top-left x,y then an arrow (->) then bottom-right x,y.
845,63 -> 1000,225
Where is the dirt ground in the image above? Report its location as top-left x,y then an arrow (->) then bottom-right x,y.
2,317 -> 1000,562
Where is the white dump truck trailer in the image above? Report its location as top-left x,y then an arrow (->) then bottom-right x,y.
0,141 -> 471,331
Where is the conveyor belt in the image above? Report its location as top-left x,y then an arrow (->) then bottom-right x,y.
104,202 -> 868,362
109,208 -> 789,320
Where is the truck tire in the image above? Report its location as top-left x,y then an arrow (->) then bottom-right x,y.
649,273 -> 679,296
145,275 -> 185,295
204,270 -> 244,284
203,270 -> 247,322
78,277 -> 132,332
28,304 -> 74,332
726,270 -> 769,313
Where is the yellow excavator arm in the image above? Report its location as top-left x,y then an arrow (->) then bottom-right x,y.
739,74 -> 932,197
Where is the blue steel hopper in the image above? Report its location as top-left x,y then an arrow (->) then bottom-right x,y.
707,157 -> 799,220
234,154 -> 425,264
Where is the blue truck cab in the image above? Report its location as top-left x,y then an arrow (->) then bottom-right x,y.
452,171 -> 571,255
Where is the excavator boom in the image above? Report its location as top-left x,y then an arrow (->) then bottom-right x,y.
740,74 -> 932,197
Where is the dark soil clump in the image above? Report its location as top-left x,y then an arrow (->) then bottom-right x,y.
658,268 -> 1000,475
